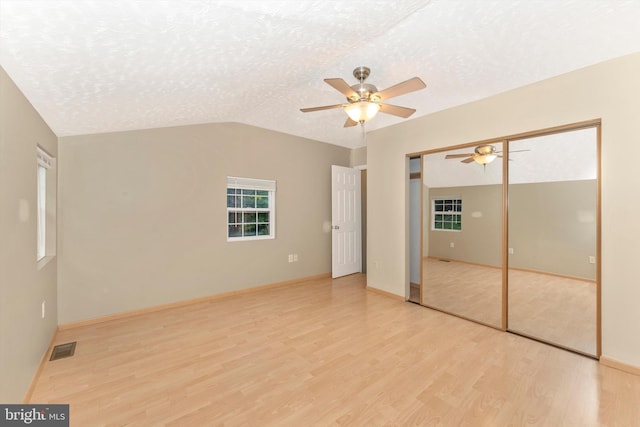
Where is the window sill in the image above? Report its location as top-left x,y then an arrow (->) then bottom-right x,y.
227,236 -> 275,242
37,255 -> 56,270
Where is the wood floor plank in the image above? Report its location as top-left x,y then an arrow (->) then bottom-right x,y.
29,274 -> 639,426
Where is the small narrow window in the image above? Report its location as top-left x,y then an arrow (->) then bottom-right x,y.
37,147 -> 54,261
432,197 -> 462,231
227,177 -> 276,241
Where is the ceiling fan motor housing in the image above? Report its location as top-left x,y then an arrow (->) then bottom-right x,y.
347,66 -> 379,103
348,83 -> 379,103
475,145 -> 497,155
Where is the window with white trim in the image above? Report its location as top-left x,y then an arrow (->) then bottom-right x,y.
432,197 -> 462,231
37,147 -> 55,261
226,177 -> 276,241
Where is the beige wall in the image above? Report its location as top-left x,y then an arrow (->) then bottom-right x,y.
367,53 -> 640,367
510,180 -> 597,280
0,67 -> 58,402
350,146 -> 367,168
58,123 -> 350,324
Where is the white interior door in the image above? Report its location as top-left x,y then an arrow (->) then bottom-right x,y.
331,165 -> 361,278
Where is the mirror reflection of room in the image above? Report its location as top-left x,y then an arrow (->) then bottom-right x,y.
421,142 -> 504,328
507,127 -> 598,356
418,126 -> 599,356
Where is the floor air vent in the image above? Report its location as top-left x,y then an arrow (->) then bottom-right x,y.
50,342 -> 76,361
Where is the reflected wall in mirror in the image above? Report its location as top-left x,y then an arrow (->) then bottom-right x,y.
507,127 -> 598,356
422,143 -> 503,328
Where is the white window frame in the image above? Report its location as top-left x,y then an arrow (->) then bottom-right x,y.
37,147 -> 54,261
432,196 -> 462,232
226,177 -> 276,242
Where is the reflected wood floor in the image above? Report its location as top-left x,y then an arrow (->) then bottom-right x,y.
423,259 -> 503,328
423,258 -> 597,355
31,274 -> 638,426
509,268 -> 596,355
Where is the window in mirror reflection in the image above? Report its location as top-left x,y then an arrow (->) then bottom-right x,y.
432,197 -> 462,230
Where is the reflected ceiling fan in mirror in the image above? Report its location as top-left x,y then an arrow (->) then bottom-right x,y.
445,144 -> 529,166
300,66 -> 426,128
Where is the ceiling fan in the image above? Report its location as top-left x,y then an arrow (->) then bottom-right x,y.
445,144 -> 529,165
300,66 -> 426,127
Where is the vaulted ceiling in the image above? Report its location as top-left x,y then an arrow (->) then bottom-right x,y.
1,1 -> 639,148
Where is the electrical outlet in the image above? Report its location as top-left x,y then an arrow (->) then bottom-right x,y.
450,242 -> 455,248
293,254 -> 298,262
589,256 -> 596,264
288,254 -> 294,263
41,301 -> 45,319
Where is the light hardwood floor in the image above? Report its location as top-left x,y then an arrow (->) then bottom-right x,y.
31,274 -> 638,426
423,258 -> 597,355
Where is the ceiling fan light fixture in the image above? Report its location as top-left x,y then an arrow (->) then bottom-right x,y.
344,101 -> 380,123
473,154 -> 498,165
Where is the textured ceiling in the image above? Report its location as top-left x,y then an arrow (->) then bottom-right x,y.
1,1 -> 640,148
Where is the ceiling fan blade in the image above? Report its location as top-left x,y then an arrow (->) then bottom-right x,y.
324,78 -> 358,99
496,154 -> 515,161
496,149 -> 530,154
300,104 -> 344,113
462,157 -> 475,164
374,77 -> 426,100
445,153 -> 473,159
379,103 -> 416,118
344,117 -> 358,128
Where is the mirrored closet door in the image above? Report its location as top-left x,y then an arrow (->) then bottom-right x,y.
421,143 -> 503,328
415,122 -> 600,357
507,127 -> 599,356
